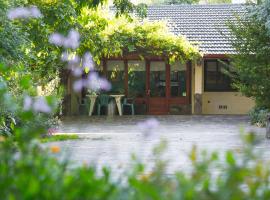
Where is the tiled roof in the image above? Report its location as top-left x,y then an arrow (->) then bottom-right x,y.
146,4 -> 246,55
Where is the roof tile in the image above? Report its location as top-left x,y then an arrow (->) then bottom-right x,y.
146,4 -> 246,54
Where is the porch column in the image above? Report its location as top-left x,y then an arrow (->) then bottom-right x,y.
193,59 -> 203,114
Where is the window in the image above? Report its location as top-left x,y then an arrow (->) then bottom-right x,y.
170,61 -> 186,97
107,61 -> 125,94
204,59 -> 234,92
150,61 -> 166,97
128,61 -> 146,97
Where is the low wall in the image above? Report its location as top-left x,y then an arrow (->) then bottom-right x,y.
202,92 -> 255,115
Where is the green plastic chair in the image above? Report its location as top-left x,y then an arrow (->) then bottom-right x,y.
77,96 -> 89,115
97,94 -> 111,115
122,97 -> 135,115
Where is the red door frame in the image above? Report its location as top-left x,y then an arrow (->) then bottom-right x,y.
146,60 -> 170,115
102,57 -> 191,115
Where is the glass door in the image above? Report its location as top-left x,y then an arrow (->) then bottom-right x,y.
147,61 -> 168,114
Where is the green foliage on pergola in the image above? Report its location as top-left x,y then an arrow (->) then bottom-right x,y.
78,8 -> 201,64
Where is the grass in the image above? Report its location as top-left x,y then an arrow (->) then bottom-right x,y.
40,134 -> 79,143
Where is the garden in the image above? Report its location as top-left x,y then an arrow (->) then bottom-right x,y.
1,0 -> 270,199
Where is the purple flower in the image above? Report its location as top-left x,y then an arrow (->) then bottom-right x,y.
23,95 -> 32,111
7,6 -> 42,20
33,97 -> 51,113
63,29 -> 80,49
73,79 -> 85,92
82,52 -> 94,70
85,72 -> 100,91
84,72 -> 111,92
29,6 -> 42,18
72,67 -> 83,77
72,72 -> 111,93
49,33 -> 64,46
98,77 -> 111,91
68,55 -> 80,65
137,118 -> 159,138
49,29 -> 80,49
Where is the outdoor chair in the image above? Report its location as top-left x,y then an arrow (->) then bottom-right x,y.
77,96 -> 89,115
97,94 -> 111,115
122,97 -> 135,115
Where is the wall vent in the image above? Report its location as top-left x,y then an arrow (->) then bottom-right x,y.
218,105 -> 228,110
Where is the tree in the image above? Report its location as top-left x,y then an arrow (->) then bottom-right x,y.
0,0 -> 28,65
228,0 -> 270,108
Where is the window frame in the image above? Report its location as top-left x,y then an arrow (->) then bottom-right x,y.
204,59 -> 235,92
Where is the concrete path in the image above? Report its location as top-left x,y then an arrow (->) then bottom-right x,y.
46,115 -> 270,174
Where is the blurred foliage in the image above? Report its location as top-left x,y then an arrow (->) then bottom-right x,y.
228,1 -> 270,109
0,63 -> 59,137
40,134 -> 79,143
0,63 -> 270,199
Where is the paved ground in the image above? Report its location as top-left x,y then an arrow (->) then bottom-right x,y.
46,115 -> 270,174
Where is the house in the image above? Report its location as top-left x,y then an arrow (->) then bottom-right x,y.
68,4 -> 255,115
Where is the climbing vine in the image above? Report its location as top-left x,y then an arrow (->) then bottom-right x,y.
78,8 -> 201,64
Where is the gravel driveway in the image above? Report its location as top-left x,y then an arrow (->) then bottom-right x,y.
46,115 -> 270,174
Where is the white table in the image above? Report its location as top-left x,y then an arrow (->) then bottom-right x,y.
109,94 -> 124,116
86,95 -> 98,116
86,94 -> 124,116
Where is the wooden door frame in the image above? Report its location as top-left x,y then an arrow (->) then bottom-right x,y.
147,60 -> 169,114
102,57 -> 192,115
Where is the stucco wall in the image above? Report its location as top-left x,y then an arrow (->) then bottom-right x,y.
191,58 -> 255,115
202,92 -> 255,114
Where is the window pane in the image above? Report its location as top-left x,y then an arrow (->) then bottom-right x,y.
150,61 -> 166,97
170,61 -> 186,97
204,59 -> 233,91
128,61 -> 146,97
218,60 -> 232,90
205,61 -> 217,89
107,61 -> 125,93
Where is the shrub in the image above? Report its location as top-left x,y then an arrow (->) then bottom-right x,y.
249,107 -> 269,127
0,63 -> 270,200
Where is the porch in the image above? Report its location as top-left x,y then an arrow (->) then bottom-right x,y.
69,55 -> 192,116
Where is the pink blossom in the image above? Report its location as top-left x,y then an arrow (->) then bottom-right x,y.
23,95 -> 32,111
7,6 -> 42,20
33,97 -> 51,113
137,118 -> 159,137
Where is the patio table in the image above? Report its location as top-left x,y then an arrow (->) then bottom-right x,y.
109,94 -> 124,116
86,94 -> 98,116
86,94 -> 124,116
